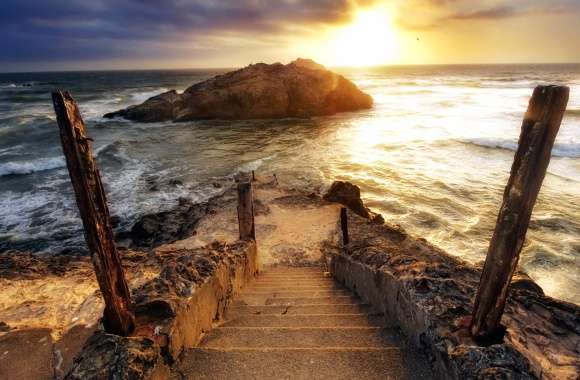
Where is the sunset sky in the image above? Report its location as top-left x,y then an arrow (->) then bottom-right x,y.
1,0 -> 580,72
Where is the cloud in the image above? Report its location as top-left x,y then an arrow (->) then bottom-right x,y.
1,0 -> 579,69
448,6 -> 517,20
0,0 -> 379,67
396,0 -> 580,30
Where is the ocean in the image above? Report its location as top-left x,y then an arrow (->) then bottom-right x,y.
0,64 -> 578,304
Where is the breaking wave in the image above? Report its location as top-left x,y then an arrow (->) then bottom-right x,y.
460,138 -> 580,158
0,156 -> 65,176
0,142 -> 118,177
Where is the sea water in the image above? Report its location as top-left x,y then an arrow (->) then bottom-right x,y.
0,65 -> 578,303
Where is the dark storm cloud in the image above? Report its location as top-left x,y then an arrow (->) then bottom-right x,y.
0,0 -> 373,66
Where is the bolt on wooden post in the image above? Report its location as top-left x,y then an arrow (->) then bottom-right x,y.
237,181 -> 256,240
52,91 -> 135,336
470,85 -> 569,343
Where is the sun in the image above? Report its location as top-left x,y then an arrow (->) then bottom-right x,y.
327,6 -> 398,67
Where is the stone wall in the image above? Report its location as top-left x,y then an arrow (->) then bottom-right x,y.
326,211 -> 579,380
66,240 -> 258,380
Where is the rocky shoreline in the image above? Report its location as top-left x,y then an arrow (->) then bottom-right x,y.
0,176 -> 578,379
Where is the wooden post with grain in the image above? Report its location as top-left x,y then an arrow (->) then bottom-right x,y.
340,207 -> 349,245
52,90 -> 135,336
470,85 -> 569,342
237,181 -> 256,240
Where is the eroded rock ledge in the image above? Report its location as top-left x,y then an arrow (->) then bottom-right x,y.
65,240 -> 258,379
104,58 -> 373,122
324,210 -> 580,380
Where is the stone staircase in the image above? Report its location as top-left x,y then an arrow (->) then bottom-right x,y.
171,267 -> 433,379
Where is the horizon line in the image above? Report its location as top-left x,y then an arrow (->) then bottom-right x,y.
1,61 -> 580,75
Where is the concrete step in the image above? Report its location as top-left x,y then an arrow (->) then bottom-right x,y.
242,290 -> 351,297
235,296 -> 360,307
256,276 -> 329,281
201,327 -> 398,349
222,313 -> 383,327
172,348 -> 417,380
249,283 -> 338,289
259,273 -> 327,277
228,304 -> 371,315
254,276 -> 335,284
260,267 -> 327,275
247,284 -> 343,291
263,296 -> 359,306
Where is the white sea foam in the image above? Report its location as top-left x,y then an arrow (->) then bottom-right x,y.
0,142 -> 117,177
460,138 -> 580,158
131,88 -> 169,103
0,157 -> 66,176
237,154 -> 278,172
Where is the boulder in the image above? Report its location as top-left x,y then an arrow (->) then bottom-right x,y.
104,58 -> 373,122
323,181 -> 384,223
121,197 -> 211,248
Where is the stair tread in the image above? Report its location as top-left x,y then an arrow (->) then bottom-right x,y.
222,313 -> 383,327
169,269 -> 434,380
172,348 -> 430,380
201,326 -> 400,349
243,290 -> 350,296
228,304 -> 372,315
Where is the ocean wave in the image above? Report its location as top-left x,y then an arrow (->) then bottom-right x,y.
0,144 -> 23,157
0,142 -> 120,177
460,138 -> 580,158
131,88 -> 169,104
237,154 -> 278,172
0,156 -> 66,176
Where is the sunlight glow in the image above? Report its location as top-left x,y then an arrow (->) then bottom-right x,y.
327,6 -> 398,67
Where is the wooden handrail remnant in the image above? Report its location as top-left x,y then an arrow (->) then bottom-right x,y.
52,91 -> 135,336
470,85 -> 569,343
237,181 -> 256,240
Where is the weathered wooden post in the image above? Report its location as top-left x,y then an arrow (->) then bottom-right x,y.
470,85 -> 569,342
52,91 -> 135,336
340,207 -> 349,245
237,181 -> 256,240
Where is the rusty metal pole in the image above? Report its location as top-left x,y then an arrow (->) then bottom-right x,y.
237,181 -> 256,240
340,207 -> 349,245
470,85 -> 569,343
52,90 -> 135,336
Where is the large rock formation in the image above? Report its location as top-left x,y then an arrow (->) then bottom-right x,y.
104,58 -> 373,122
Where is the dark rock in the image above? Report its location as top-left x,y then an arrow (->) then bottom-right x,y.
104,58 -> 372,122
0,321 -> 9,332
104,90 -> 182,122
323,181 -> 384,223
0,251 -> 91,279
65,332 -> 164,380
323,181 -> 368,216
110,215 -> 122,229
510,273 -> 544,295
122,197 -> 214,248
